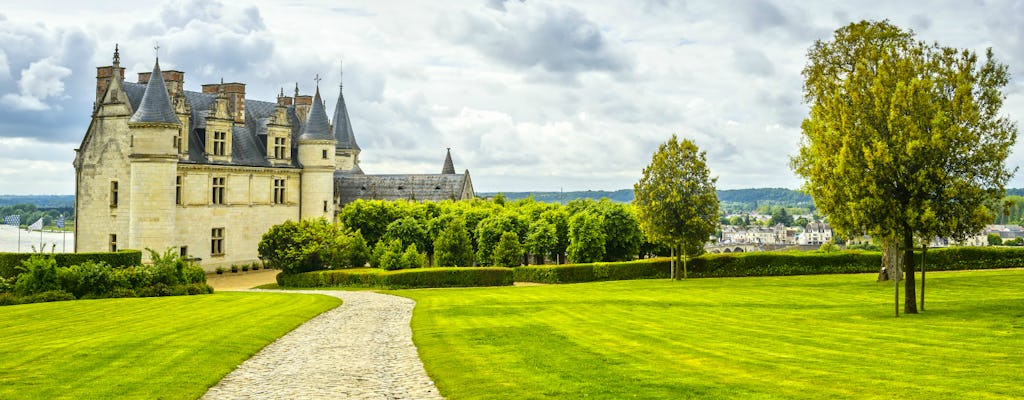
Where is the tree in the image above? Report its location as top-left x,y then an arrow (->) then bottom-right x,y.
382,217 -> 430,256
792,20 -> 1017,313
595,200 -> 642,262
987,233 -> 1003,246
769,207 -> 793,227
525,220 -> 557,264
567,212 -> 606,264
492,231 -> 524,267
434,218 -> 474,267
633,134 -> 719,279
727,215 -> 746,226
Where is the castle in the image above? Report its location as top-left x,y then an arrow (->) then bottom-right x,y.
74,46 -> 474,269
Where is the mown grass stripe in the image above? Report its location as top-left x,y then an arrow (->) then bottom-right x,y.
396,270 -> 1024,399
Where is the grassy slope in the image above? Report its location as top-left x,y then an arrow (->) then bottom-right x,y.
0,292 -> 340,400
397,270 -> 1024,399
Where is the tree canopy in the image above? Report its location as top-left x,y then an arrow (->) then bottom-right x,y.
791,20 -> 1018,313
633,134 -> 720,279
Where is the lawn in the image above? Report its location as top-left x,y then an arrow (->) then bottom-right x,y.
396,270 -> 1024,399
0,292 -> 340,400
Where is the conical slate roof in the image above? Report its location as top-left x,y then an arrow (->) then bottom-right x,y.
129,59 -> 180,124
332,84 -> 359,150
442,148 -> 455,174
299,86 -> 333,140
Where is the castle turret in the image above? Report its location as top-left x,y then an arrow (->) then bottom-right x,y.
332,65 -> 361,173
297,82 -> 337,219
126,57 -> 181,260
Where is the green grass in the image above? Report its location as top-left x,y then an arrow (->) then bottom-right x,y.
395,270 -> 1024,399
0,292 -> 340,400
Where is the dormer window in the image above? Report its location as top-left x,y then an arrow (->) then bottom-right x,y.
212,131 -> 226,156
273,137 -> 287,159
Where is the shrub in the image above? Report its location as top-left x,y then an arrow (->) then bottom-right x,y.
1,250 -> 146,278
230,265 -> 239,273
515,259 -> 671,284
23,290 -> 75,304
14,255 -> 60,296
215,266 -> 226,275
259,219 -> 369,273
401,244 -> 426,269
251,263 -> 261,271
242,264 -> 250,272
434,217 -> 474,267
492,231 -> 524,267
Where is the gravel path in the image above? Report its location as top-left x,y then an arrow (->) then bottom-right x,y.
202,290 -> 443,400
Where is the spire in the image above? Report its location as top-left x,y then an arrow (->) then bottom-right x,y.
299,80 -> 332,140
442,148 -> 455,174
332,62 -> 359,150
129,57 -> 180,124
113,43 -> 120,67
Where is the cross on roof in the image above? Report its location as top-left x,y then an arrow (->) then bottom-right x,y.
314,73 -> 321,87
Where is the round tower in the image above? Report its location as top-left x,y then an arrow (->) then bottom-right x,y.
297,82 -> 337,220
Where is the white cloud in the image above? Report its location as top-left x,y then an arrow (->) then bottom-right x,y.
0,57 -> 72,111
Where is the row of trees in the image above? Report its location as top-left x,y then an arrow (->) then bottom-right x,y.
261,197 -> 658,273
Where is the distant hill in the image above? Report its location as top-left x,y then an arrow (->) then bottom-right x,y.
479,188 -> 812,206
0,195 -> 74,208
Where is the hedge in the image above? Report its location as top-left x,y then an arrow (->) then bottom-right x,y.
515,247 -> 1024,284
0,250 -> 143,278
514,258 -> 670,284
277,267 -> 515,289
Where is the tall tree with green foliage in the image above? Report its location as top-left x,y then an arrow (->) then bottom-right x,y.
567,212 -> 606,264
492,231 -> 524,267
792,20 -> 1017,313
525,220 -> 557,264
633,134 -> 719,280
434,218 -> 474,267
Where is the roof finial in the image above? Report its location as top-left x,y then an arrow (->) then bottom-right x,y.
294,82 -> 299,98
220,77 -> 224,85
339,58 -> 344,89
153,42 -> 160,64
279,87 -> 284,98
113,43 -> 120,66
314,73 -> 321,88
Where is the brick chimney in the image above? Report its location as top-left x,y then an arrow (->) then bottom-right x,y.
95,66 -> 125,104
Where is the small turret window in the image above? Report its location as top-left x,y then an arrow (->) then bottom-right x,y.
322,149 -> 328,159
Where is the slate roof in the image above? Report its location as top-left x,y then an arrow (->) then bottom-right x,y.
129,60 -> 180,124
335,173 -> 471,206
332,85 -> 359,150
299,87 -> 333,141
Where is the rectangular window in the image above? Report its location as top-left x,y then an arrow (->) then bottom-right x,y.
273,137 -> 287,159
175,176 -> 182,205
213,131 -> 226,156
212,177 -> 225,204
273,178 -> 286,204
322,149 -> 328,159
211,228 -> 224,256
110,181 -> 119,207
109,234 -> 117,252
180,246 -> 188,257
323,200 -> 328,212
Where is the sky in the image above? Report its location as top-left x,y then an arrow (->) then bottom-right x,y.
0,0 -> 1022,195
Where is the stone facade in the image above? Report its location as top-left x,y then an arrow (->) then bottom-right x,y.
75,47 -> 473,270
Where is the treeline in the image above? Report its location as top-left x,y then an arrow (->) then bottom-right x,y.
478,190 -> 634,204
261,197 -> 662,273
0,195 -> 74,208
0,204 -> 74,229
479,188 -> 816,214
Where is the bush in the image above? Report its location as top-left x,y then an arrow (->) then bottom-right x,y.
277,267 -> 514,289
242,264 -> 250,272
259,219 -> 369,273
215,266 -> 225,275
0,250 -> 142,279
23,290 -> 75,304
14,255 -> 60,296
492,231 -> 523,267
230,265 -> 239,273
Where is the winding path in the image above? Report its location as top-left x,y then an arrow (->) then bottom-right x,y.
202,290 -> 443,400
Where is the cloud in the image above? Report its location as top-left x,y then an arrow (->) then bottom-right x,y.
733,47 -> 776,76
441,1 -> 632,79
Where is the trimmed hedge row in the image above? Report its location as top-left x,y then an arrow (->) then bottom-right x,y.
277,267 -> 515,289
516,247 -> 1024,284
0,250 -> 143,278
514,258 -> 670,284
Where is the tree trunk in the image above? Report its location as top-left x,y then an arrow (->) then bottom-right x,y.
681,246 -> 688,279
920,246 -> 927,312
902,227 -> 918,314
669,246 -> 676,280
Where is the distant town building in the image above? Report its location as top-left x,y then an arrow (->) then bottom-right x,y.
799,221 -> 833,245
74,46 -> 473,269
